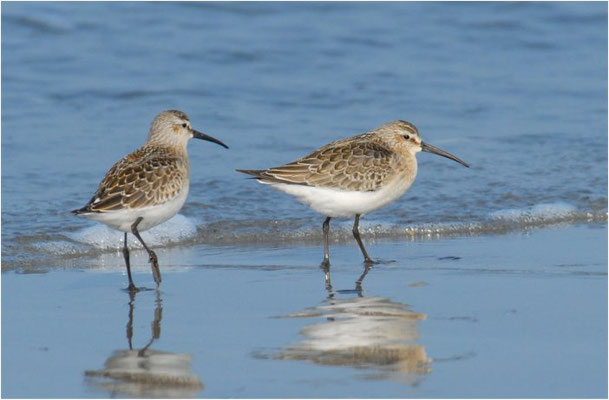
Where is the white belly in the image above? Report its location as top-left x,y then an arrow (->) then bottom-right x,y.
265,177 -> 414,219
80,185 -> 190,232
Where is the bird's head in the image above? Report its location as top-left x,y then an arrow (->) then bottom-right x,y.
148,110 -> 228,149
377,120 -> 469,167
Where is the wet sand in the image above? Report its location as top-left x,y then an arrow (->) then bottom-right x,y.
1,224 -> 607,398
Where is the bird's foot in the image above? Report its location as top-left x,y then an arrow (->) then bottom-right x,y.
364,258 -> 395,265
124,286 -> 156,294
125,283 -> 141,293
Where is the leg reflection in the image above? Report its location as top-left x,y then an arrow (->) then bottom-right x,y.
125,289 -> 162,354
321,264 -> 373,297
321,264 -> 334,298
355,264 -> 371,295
276,266 -> 431,385
126,289 -> 135,350
85,289 -> 202,397
137,289 -> 162,356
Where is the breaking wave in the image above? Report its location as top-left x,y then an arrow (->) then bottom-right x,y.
1,202 -> 605,270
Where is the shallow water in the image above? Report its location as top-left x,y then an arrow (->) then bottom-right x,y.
1,2 -> 607,267
1,3 -> 608,398
1,225 -> 607,398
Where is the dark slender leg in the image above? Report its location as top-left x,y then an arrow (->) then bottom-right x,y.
122,232 -> 137,292
321,217 -> 331,267
131,217 -> 162,286
353,214 -> 373,264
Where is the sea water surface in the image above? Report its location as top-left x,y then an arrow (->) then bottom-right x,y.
1,2 -> 607,398
2,2 -> 606,267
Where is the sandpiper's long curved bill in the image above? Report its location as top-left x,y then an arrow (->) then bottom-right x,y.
193,130 -> 229,149
421,141 -> 469,167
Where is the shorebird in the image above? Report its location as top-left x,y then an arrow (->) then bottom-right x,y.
73,110 -> 228,291
237,120 -> 469,266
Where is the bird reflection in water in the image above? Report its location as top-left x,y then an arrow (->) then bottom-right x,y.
322,264 -> 372,298
85,290 -> 203,398
275,265 -> 432,385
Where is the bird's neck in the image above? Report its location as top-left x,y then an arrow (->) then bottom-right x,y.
146,133 -> 190,150
401,151 -> 418,181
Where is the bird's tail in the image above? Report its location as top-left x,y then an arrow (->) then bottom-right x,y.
236,169 -> 266,179
71,205 -> 92,215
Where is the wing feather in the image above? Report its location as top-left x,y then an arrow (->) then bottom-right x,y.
253,135 -> 398,192
75,146 -> 187,213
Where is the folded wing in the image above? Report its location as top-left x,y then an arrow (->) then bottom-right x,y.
238,136 -> 397,192
74,147 -> 186,214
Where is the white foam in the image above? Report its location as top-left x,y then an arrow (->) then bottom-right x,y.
31,240 -> 87,254
67,214 -> 198,250
489,202 -> 577,222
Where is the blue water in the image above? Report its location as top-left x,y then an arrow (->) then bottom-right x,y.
2,2 -> 607,267
1,2 -> 607,398
2,226 -> 607,398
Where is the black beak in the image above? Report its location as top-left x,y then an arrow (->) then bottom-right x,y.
421,141 -> 469,167
192,129 -> 229,149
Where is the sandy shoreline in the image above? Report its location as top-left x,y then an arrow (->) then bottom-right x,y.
2,223 -> 607,398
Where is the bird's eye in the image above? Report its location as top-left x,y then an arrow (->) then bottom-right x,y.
403,135 -> 410,140
182,123 -> 187,128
